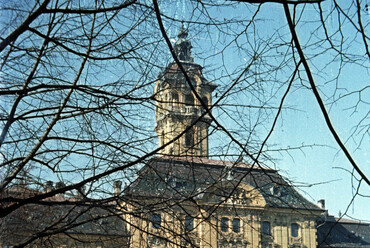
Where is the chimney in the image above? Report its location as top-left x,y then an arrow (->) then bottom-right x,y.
77,185 -> 86,199
55,181 -> 66,198
45,181 -> 54,192
55,181 -> 65,189
318,199 -> 325,209
113,181 -> 122,196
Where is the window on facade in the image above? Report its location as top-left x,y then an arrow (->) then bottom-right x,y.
262,221 -> 271,235
221,217 -> 229,232
185,128 -> 194,147
202,96 -> 208,109
152,214 -> 161,229
172,92 -> 179,105
160,131 -> 164,146
291,223 -> 299,237
232,218 -> 240,233
185,94 -> 194,106
185,215 -> 194,231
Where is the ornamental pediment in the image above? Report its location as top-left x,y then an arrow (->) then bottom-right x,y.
201,181 -> 266,207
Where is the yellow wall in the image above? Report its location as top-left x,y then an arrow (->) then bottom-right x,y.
125,199 -> 320,248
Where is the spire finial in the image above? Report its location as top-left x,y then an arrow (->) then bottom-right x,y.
174,23 -> 194,62
177,22 -> 188,39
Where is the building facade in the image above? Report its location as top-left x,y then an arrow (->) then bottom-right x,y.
123,26 -> 323,248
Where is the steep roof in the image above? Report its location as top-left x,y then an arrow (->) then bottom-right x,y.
317,215 -> 370,247
0,186 -> 129,247
124,156 -> 321,211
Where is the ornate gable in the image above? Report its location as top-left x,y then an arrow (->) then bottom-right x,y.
201,181 -> 266,208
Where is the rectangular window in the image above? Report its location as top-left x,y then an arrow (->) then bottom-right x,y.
185,215 -> 194,231
185,128 -> 194,147
152,213 -> 161,229
185,94 -> 194,105
221,217 -> 229,232
232,218 -> 240,233
291,223 -> 299,237
262,221 -> 271,235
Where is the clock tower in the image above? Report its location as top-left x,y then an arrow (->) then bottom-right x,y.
154,25 -> 217,157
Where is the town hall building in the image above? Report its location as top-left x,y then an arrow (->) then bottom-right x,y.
123,25 -> 324,248
1,25 -> 367,248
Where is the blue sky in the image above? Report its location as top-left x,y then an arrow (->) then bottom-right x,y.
0,0 -> 367,222
160,0 -> 369,221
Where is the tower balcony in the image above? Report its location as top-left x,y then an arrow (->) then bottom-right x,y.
168,106 -> 181,113
184,106 -> 198,115
155,106 -> 212,122
165,105 -> 199,116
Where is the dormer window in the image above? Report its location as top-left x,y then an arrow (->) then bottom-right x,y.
270,184 -> 281,197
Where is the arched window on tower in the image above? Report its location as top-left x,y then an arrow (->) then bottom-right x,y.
202,96 -> 208,110
160,131 -> 165,147
185,93 -> 194,106
185,127 -> 194,147
172,92 -> 179,104
169,91 -> 179,112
